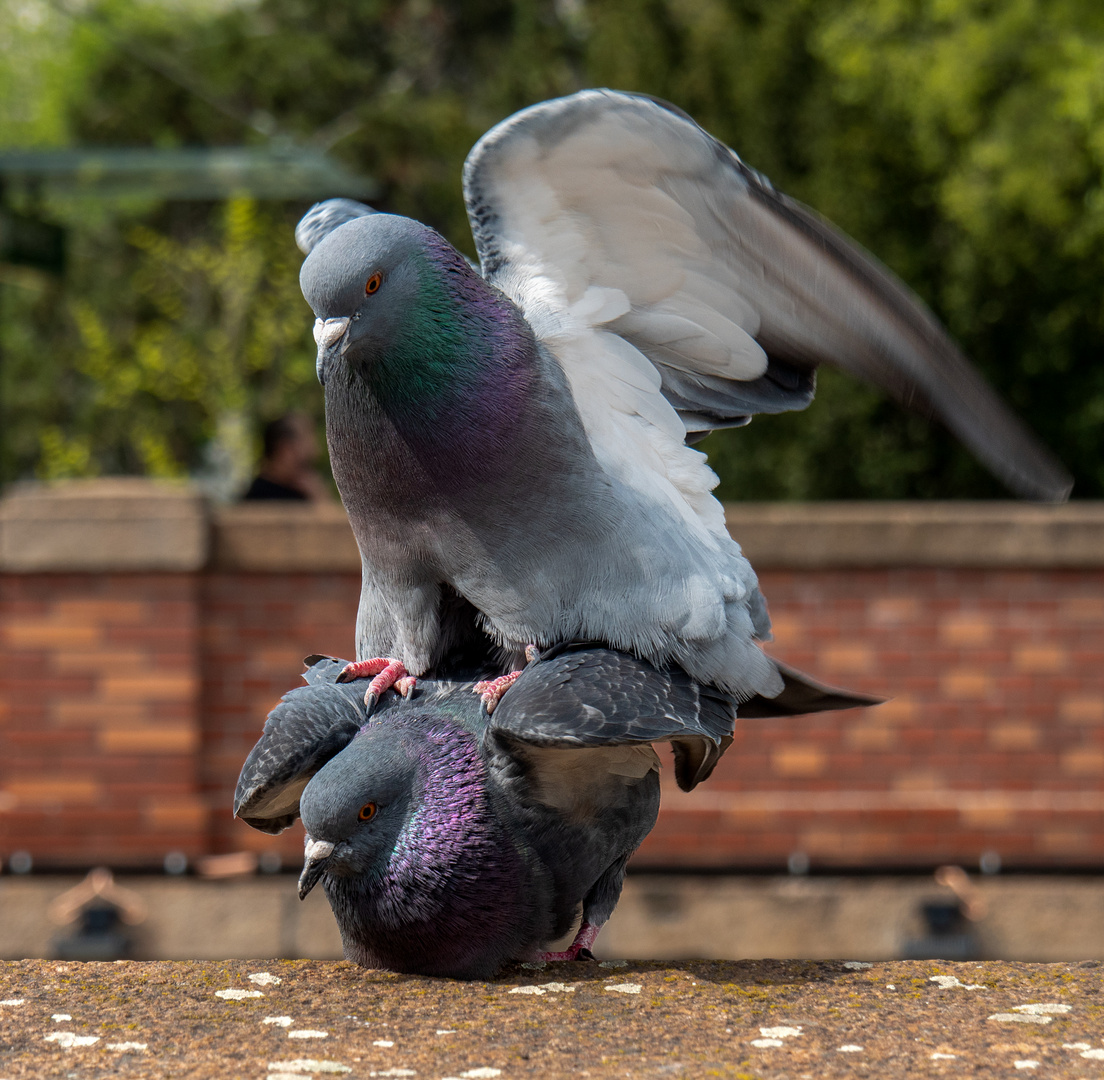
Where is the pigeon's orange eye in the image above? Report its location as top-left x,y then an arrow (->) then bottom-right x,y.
358,802 -> 377,822
365,272 -> 383,295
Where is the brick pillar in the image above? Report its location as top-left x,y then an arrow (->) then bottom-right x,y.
0,480 -> 208,867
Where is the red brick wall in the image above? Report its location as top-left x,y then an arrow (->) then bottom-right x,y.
3,563 -> 1103,871
200,572 -> 359,863
0,574 -> 206,864
640,569 -> 1104,870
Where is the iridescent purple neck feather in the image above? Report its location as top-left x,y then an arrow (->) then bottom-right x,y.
325,716 -> 548,978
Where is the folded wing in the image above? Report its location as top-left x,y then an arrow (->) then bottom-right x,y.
490,644 -> 881,791
233,656 -> 365,833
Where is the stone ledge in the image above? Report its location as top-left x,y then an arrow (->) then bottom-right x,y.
0,958 -> 1100,1077
0,478 -> 207,572
211,502 -> 360,572
3,479 -> 1103,573
210,500 -> 1104,572
5,875 -> 1104,966
727,501 -> 1104,568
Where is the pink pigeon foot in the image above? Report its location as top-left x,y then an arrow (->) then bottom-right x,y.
474,671 -> 522,713
473,645 -> 540,714
538,920 -> 602,962
336,657 -> 415,713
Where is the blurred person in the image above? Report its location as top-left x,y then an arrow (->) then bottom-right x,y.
242,412 -> 331,501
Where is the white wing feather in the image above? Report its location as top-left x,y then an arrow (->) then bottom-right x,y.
463,89 -> 1071,508
466,102 -> 748,541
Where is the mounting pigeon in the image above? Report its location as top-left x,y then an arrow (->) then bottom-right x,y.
234,647 -> 878,977
296,89 -> 1072,710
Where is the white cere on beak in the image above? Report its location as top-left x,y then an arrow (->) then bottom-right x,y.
304,838 -> 335,862
314,317 -> 350,349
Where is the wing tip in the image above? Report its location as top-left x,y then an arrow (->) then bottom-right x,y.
1006,468 -> 1074,505
295,198 -> 377,255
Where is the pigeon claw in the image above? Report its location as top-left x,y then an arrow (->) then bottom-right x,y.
537,921 -> 602,962
473,644 -> 540,713
337,657 -> 411,714
474,670 -> 523,714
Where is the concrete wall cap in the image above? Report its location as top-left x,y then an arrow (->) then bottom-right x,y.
213,498 -> 1104,571
212,501 -> 360,572
2,482 -> 1103,571
0,478 -> 208,572
727,501 -> 1104,568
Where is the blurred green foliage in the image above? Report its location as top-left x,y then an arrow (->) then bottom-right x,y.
1,0 -> 1102,498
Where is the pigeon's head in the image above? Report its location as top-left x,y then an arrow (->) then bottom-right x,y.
297,721 -> 421,900
300,213 -> 482,388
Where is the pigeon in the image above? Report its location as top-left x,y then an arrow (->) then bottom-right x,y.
296,89 -> 1071,709
234,647 -> 878,977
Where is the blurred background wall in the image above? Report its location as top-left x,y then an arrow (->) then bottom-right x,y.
3,483 -> 1103,874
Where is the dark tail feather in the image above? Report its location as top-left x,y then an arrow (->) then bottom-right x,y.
737,657 -> 885,718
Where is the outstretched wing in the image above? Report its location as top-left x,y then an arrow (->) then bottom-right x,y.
233,657 -> 365,833
463,89 -> 1071,503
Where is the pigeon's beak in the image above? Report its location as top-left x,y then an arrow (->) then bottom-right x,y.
312,317 -> 350,385
298,836 -> 335,899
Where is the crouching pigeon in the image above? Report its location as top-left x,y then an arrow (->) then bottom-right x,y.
296,88 -> 1071,714
234,647 -> 878,978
